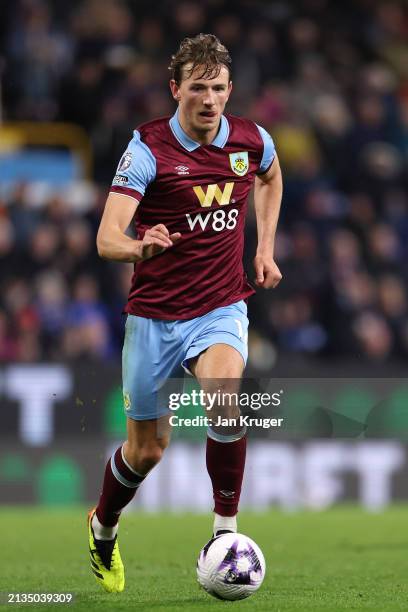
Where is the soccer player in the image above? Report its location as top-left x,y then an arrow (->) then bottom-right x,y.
88,33 -> 283,592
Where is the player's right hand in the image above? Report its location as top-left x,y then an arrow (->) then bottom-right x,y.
139,224 -> 181,260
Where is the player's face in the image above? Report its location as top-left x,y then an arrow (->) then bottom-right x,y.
171,64 -> 232,144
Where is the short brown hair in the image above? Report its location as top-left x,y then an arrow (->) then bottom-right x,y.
169,33 -> 232,85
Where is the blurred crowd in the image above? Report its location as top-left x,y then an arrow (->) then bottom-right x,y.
0,0 -> 408,365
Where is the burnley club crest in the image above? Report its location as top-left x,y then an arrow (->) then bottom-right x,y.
229,152 -> 249,176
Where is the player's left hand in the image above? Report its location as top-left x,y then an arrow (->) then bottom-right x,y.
253,255 -> 282,289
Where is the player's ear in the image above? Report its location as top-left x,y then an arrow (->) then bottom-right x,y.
170,79 -> 181,102
226,81 -> 233,100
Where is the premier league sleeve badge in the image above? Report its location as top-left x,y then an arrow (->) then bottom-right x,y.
118,151 -> 133,172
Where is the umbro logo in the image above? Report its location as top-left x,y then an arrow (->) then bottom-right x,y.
219,490 -> 235,497
175,165 -> 190,175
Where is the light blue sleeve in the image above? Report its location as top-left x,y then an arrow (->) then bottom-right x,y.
256,124 -> 276,174
111,130 -> 156,195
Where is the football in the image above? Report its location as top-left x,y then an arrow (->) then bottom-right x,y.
196,532 -> 266,600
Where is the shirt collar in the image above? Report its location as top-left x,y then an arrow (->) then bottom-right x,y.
169,109 -> 229,151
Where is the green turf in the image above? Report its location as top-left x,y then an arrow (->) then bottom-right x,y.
0,507 -> 407,611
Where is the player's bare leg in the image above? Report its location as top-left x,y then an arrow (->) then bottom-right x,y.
190,343 -> 246,537
96,416 -> 171,528
123,415 -> 172,475
89,416 -> 171,592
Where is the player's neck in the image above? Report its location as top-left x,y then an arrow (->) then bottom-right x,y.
178,115 -> 221,146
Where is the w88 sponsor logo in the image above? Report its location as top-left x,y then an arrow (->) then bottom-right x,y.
186,209 -> 239,232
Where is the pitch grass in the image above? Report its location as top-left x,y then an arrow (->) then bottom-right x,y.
0,508 -> 408,611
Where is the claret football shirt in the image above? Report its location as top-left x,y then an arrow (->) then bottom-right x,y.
110,110 -> 276,320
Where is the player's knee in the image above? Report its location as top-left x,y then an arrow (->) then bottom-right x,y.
138,444 -> 165,471
205,380 -> 241,413
206,378 -> 240,396
126,438 -> 169,473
